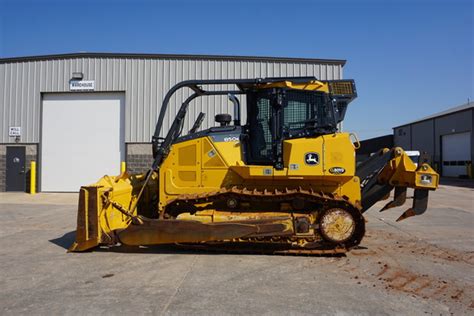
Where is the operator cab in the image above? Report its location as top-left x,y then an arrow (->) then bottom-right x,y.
152,77 -> 356,170
242,81 -> 356,169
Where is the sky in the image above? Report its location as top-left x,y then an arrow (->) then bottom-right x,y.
0,0 -> 472,140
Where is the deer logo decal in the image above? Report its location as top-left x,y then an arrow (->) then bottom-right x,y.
304,152 -> 320,166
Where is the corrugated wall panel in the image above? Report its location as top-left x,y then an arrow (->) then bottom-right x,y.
31,62 -> 39,141
0,56 -> 342,143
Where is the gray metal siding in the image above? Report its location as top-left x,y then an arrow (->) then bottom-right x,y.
394,109 -> 473,167
393,125 -> 412,149
0,57 -> 342,143
411,120 -> 435,156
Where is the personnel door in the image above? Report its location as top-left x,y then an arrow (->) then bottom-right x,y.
6,146 -> 26,191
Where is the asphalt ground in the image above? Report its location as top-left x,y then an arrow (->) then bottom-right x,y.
0,182 -> 473,315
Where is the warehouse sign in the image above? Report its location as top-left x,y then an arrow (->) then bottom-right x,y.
70,80 -> 95,91
9,126 -> 21,137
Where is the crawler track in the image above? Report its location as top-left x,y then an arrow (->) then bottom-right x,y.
165,187 -> 366,255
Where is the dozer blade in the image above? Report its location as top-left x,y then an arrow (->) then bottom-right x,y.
380,187 -> 407,212
69,172 -> 160,252
69,173 -> 295,251
69,186 -> 102,252
396,189 -> 429,222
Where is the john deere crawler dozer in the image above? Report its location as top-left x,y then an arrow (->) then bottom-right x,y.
69,77 -> 439,255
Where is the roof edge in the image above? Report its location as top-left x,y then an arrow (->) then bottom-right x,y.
392,104 -> 474,129
0,52 -> 347,66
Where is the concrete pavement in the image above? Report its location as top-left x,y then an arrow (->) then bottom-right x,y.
0,183 -> 472,315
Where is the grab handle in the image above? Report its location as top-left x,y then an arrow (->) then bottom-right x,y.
349,133 -> 361,149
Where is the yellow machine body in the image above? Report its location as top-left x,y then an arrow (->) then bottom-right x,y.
70,136 -> 438,253
69,77 -> 439,254
159,132 -> 360,209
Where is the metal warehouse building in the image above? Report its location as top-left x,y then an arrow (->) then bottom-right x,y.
0,52 -> 345,192
394,102 -> 474,178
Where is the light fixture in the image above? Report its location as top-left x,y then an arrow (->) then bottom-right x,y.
72,72 -> 83,80
420,174 -> 432,185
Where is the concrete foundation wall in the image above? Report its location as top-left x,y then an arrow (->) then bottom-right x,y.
126,143 -> 153,174
0,142 -> 155,191
1,142 -> 155,191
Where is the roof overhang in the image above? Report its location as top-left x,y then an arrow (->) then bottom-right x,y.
393,102 -> 474,129
0,52 -> 347,66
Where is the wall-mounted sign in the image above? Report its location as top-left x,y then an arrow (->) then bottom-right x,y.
9,126 -> 21,137
70,80 -> 95,91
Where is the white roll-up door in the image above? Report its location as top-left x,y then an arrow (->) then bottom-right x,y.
442,132 -> 471,177
41,93 -> 125,192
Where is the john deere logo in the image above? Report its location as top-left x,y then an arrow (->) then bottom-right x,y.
304,152 -> 320,166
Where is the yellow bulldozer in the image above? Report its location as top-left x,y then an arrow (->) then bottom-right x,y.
69,77 -> 439,255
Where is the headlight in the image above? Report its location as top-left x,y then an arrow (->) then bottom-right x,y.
420,174 -> 432,185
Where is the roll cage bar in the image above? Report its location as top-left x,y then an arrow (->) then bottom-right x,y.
151,76 -> 319,170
